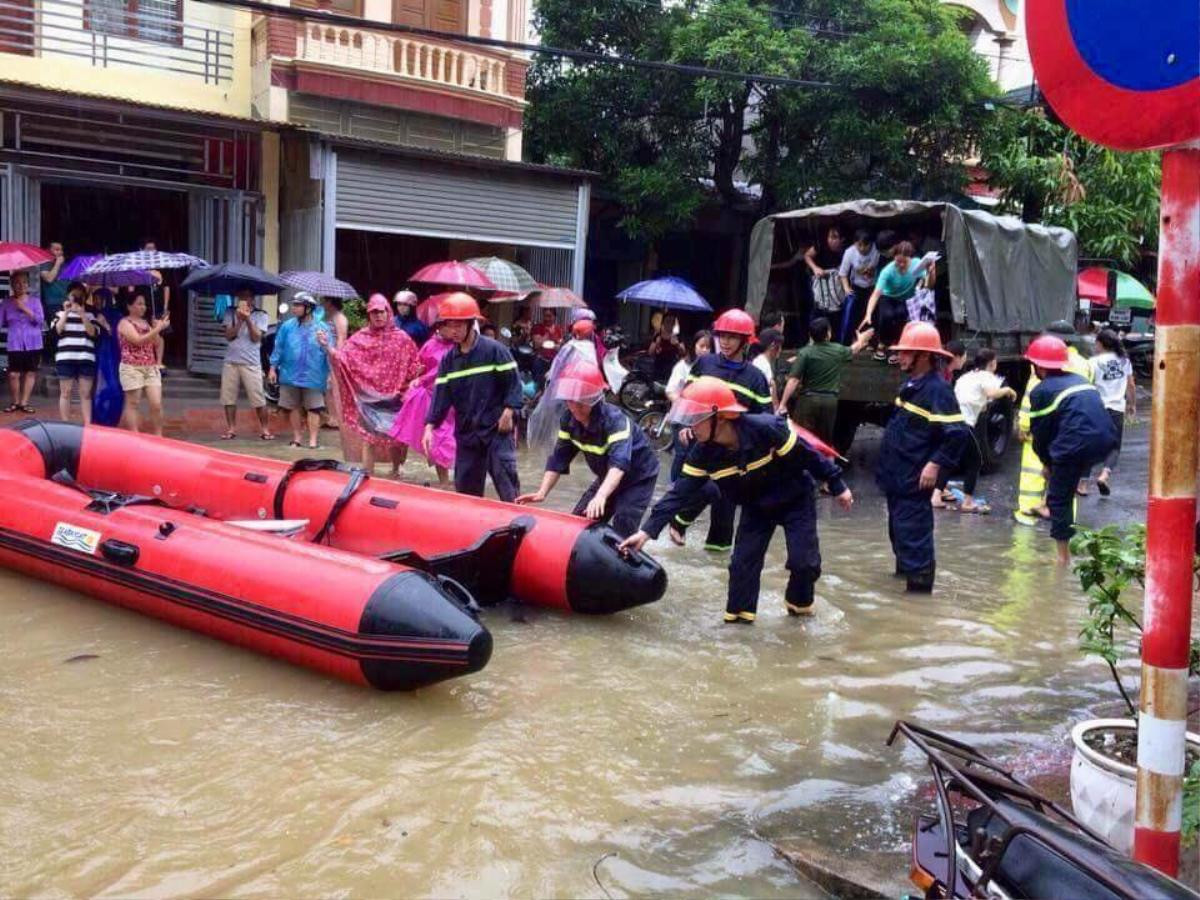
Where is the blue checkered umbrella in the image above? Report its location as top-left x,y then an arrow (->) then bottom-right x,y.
279,270 -> 360,300
616,276 -> 711,312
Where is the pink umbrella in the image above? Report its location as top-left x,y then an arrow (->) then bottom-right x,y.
409,261 -> 497,291
416,292 -> 455,327
0,242 -> 53,272
535,284 -> 587,309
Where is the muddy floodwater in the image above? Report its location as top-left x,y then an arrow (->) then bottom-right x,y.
0,425 -> 1165,897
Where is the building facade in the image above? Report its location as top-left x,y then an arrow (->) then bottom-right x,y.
0,0 -> 588,373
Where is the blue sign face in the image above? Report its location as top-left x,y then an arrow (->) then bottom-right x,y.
1029,0 -> 1200,149
1066,0 -> 1199,91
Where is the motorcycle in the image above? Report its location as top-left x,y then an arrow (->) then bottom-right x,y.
599,326 -> 673,452
889,720 -> 1197,900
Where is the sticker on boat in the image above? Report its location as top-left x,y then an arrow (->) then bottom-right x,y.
51,522 -> 101,555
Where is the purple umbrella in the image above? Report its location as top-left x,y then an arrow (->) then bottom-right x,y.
61,254 -> 154,287
616,276 -> 711,313
84,250 -> 207,276
279,271 -> 359,300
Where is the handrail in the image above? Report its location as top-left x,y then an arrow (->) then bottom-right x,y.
289,18 -> 516,101
0,0 -> 234,85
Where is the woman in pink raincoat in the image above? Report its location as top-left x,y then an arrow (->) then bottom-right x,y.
391,318 -> 457,485
320,293 -> 421,475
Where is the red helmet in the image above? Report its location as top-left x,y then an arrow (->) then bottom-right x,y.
712,309 -> 756,338
668,376 -> 746,427
1025,335 -> 1069,369
570,318 -> 595,339
434,292 -> 482,323
890,321 -> 951,358
555,359 -> 606,405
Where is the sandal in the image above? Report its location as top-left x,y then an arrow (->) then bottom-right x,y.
959,503 -> 992,515
1097,478 -> 1111,497
20,405 -> 35,413
2,404 -> 18,413
260,432 -> 276,441
288,440 -> 302,447
220,430 -> 237,440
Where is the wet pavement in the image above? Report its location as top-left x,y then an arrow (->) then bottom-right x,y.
0,404 -> 1192,898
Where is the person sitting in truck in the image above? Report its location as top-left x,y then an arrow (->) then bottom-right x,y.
858,242 -> 935,362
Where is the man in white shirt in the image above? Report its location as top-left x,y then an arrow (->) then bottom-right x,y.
753,328 -> 783,408
947,348 -> 1016,513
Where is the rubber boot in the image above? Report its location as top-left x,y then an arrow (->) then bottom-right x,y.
905,565 -> 935,594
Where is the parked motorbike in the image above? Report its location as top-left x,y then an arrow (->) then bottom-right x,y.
598,326 -> 673,451
889,720 -> 1197,900
260,315 -> 280,407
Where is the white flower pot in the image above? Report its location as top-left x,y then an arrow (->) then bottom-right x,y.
1070,717 -> 1200,854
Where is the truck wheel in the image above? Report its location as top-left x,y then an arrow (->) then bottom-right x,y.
977,397 -> 1014,474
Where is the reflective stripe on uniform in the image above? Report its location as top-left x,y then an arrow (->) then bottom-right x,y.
435,360 -> 518,385
685,373 -> 771,406
1026,383 -> 1098,419
683,429 -> 797,481
557,426 -> 630,455
894,398 -> 965,424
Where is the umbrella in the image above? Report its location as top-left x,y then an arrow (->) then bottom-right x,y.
1113,271 -> 1155,310
416,292 -> 457,327
533,285 -> 587,309
85,250 -> 207,276
182,262 -> 288,296
409,260 -> 497,291
0,242 -> 53,272
616,276 -> 711,312
1077,267 -> 1109,305
464,257 -> 537,296
279,270 -> 359,300
60,254 -> 154,287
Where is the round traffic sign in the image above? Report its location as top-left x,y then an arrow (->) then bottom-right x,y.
1028,0 -> 1200,150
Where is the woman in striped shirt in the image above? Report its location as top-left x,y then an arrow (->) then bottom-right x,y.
53,281 -> 98,424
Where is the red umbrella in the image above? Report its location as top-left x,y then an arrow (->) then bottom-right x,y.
416,292 -> 454,327
0,242 -> 53,272
1077,267 -> 1111,306
409,261 -> 497,291
534,285 -> 588,309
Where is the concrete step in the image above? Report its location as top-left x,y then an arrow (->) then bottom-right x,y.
40,368 -> 221,400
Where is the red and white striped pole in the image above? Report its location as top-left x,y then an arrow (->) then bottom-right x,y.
1135,147 -> 1200,876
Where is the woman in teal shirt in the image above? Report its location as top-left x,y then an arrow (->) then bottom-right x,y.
858,241 -> 933,357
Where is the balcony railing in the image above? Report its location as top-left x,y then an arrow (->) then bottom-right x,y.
294,21 -> 515,102
0,0 -> 234,84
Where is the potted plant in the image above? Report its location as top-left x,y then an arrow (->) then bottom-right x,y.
1068,524 -> 1200,853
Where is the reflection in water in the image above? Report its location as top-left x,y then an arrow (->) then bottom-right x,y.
0,448 -> 1126,897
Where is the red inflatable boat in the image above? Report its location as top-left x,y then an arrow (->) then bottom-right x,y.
0,421 -> 491,690
0,421 -> 666,614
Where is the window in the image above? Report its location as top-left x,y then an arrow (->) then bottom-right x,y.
293,0 -> 364,16
85,0 -> 182,45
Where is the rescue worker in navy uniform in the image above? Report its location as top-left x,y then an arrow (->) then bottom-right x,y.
877,322 -> 969,593
517,359 -> 660,537
1025,334 -> 1118,565
423,293 -> 523,501
620,377 -> 853,623
672,308 -> 773,552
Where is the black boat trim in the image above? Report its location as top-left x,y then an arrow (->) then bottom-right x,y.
0,525 -> 471,666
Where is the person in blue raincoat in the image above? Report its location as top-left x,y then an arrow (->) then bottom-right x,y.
517,359 -> 660,537
876,322 -> 969,593
671,308 -> 772,552
621,377 -> 853,623
1026,334 -> 1118,565
87,287 -> 124,427
268,292 -> 334,449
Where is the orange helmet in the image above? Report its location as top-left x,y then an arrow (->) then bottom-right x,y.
668,376 -> 746,427
891,321 -> 951,358
434,292 -> 482,323
712,308 -> 756,338
555,359 -> 606,405
570,318 -> 595,339
1025,335 -> 1069,369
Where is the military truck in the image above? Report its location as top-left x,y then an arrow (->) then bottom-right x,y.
746,200 -> 1078,471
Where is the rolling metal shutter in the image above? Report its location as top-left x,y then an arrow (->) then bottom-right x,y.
335,150 -> 581,248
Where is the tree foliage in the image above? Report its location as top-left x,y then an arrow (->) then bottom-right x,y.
980,108 -> 1161,270
526,0 -> 996,240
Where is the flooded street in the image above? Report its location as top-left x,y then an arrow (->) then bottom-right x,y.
0,420 -> 1167,897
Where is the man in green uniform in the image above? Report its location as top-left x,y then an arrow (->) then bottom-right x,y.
777,316 -> 868,446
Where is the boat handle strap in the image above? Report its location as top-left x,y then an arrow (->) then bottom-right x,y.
272,458 -> 352,520
312,466 -> 370,545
